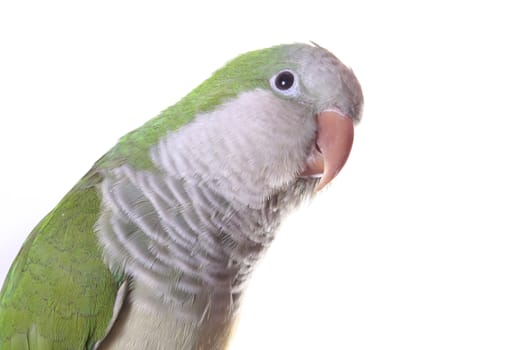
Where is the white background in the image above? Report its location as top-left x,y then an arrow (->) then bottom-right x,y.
1,1 -> 524,349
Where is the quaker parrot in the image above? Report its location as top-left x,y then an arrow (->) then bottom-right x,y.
0,43 -> 363,350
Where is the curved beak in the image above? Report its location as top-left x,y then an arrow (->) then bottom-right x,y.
301,110 -> 354,191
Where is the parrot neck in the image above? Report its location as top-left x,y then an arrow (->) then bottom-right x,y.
97,172 -> 315,322
96,90 -> 318,323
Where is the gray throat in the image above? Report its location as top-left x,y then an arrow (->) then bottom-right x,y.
95,91 -> 318,322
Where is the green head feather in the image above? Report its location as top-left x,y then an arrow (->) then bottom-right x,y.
90,44 -> 304,173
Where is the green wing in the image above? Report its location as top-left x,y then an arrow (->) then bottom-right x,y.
0,182 -> 122,350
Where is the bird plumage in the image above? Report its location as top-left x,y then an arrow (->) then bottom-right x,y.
0,43 -> 363,349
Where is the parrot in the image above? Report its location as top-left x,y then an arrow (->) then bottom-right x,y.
0,42 -> 363,350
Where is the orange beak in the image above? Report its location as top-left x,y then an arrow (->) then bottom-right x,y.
301,110 -> 355,191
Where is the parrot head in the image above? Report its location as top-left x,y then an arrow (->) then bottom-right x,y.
263,43 -> 364,191
161,43 -> 364,200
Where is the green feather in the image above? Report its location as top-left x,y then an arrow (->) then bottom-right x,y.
0,186 -> 120,350
91,44 -> 291,173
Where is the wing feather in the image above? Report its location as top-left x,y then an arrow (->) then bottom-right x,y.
0,184 -> 123,350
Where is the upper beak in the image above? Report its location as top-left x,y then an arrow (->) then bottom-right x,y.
300,110 -> 354,191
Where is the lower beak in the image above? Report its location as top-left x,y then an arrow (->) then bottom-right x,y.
300,110 -> 354,191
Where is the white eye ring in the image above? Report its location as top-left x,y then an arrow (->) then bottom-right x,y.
270,69 -> 300,97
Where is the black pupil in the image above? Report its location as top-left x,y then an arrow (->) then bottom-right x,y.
276,71 -> 294,90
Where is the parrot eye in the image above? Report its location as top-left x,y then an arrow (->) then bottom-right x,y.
270,69 -> 300,97
275,71 -> 295,90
